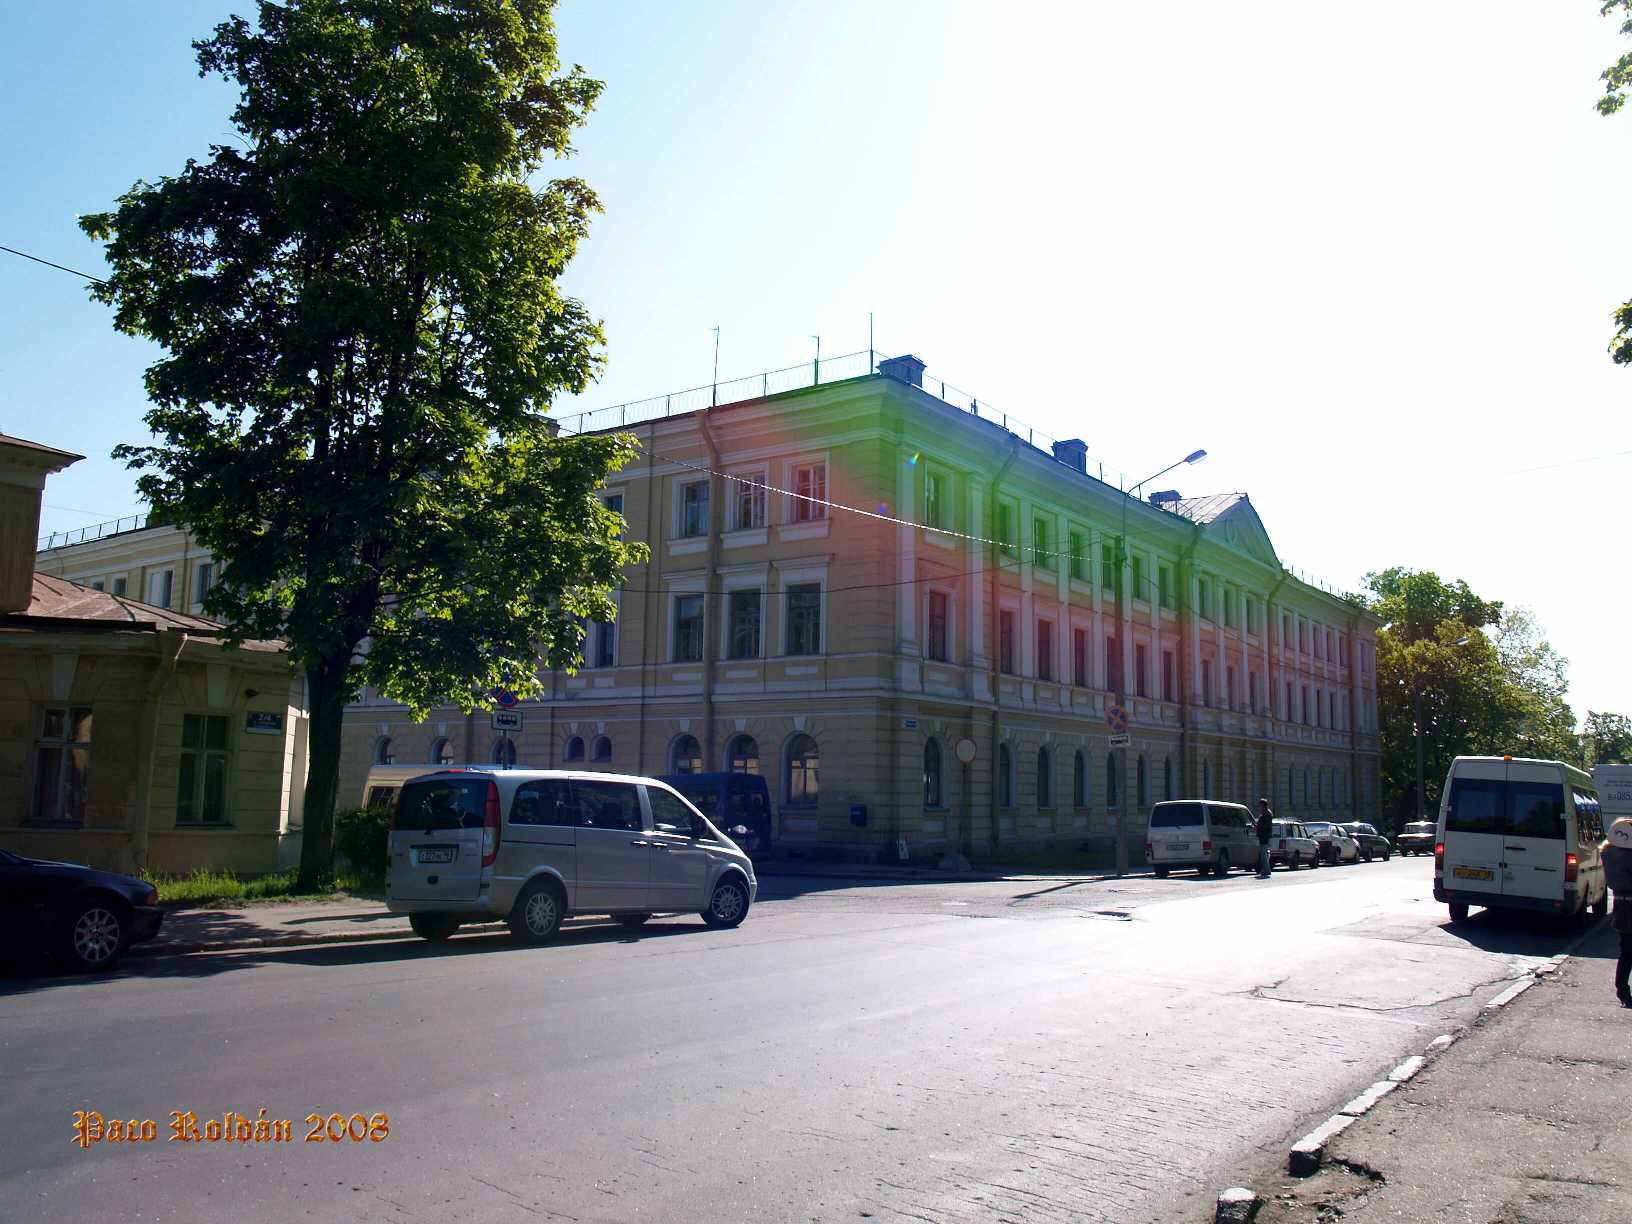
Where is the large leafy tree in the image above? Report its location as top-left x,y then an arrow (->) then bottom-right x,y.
1583,711 -> 1632,765
82,0 -> 644,888
1363,569 -> 1576,824
1602,2 -> 1632,361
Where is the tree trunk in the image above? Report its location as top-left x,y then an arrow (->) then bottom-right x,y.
296,661 -> 350,892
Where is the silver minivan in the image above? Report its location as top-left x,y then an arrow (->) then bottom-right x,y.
1145,800 -> 1262,877
385,769 -> 758,943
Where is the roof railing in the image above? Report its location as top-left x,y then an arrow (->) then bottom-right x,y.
36,513 -> 154,552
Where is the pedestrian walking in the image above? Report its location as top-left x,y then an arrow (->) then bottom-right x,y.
1256,798 -> 1274,878
1604,817 -> 1632,1008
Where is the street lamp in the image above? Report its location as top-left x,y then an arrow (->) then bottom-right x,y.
1115,448 -> 1207,876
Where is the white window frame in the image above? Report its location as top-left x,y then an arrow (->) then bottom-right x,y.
787,458 -> 828,523
665,574 -> 708,664
678,478 -> 710,539
730,466 -> 769,532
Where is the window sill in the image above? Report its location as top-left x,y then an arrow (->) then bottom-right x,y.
172,823 -> 237,831
20,819 -> 85,829
780,519 -> 831,542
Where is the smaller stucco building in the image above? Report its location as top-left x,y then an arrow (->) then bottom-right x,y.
1,434 -> 308,876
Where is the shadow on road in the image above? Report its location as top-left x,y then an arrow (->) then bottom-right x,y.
1436,905 -> 1614,960
0,915 -> 717,997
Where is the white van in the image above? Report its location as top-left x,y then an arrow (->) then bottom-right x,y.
1145,800 -> 1262,877
384,769 -> 758,943
1434,756 -> 1608,924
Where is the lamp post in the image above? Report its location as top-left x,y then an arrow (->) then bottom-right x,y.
1115,448 -> 1207,876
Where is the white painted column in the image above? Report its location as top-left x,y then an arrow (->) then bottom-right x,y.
968,485 -> 985,666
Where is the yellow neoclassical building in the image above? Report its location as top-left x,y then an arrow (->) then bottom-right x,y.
37,353 -> 1381,865
339,352 -> 1384,862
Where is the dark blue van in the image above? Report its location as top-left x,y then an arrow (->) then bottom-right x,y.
659,772 -> 773,856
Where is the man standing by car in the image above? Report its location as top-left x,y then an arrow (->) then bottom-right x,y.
1256,798 -> 1275,878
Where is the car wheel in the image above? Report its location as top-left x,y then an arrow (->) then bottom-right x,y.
615,913 -> 652,929
508,880 -> 564,944
1361,850 -> 1372,862
702,875 -> 751,928
67,900 -> 126,972
1213,851 -> 1230,878
1152,866 -> 1170,879
409,913 -> 460,943
1383,849 -> 1392,861
1448,902 -> 1470,923
1288,854 -> 1299,871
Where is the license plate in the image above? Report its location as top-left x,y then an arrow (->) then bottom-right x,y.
1453,866 -> 1493,881
415,847 -> 455,864
1167,843 -> 1190,852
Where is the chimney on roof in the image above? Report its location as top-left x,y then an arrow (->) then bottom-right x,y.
1148,489 -> 1181,508
0,434 -> 84,612
878,353 -> 926,388
1051,439 -> 1088,473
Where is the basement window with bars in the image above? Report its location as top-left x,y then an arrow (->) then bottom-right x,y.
177,713 -> 231,825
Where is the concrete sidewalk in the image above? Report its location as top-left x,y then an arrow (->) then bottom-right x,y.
1248,922 -> 1631,1223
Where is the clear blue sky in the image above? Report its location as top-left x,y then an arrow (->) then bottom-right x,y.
4,2 -> 1629,720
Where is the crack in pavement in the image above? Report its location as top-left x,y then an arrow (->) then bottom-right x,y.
1238,969 -> 1524,1014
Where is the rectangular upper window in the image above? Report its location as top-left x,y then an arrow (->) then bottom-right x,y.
1158,564 -> 1174,610
673,594 -> 704,662
1037,620 -> 1054,681
1074,628 -> 1088,687
999,610 -> 1016,674
792,463 -> 827,522
728,589 -> 761,659
734,479 -> 766,530
995,502 -> 1017,558
927,591 -> 949,662
1130,555 -> 1145,602
1069,531 -> 1086,582
1033,518 -> 1052,570
680,480 -> 709,537
924,470 -> 946,531
786,583 -> 822,655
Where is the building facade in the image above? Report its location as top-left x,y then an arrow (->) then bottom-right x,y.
339,357 -> 1384,861
35,358 -> 1382,865
10,437 -> 307,876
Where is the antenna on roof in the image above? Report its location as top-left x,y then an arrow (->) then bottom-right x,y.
711,326 -> 720,408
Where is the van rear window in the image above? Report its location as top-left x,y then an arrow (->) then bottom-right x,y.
1150,802 -> 1204,828
1445,778 -> 1564,839
394,778 -> 489,832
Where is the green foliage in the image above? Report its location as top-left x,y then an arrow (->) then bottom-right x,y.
1583,711 -> 1632,765
334,805 -> 391,877
1363,570 -> 1578,822
1599,5 -> 1632,361
79,1 -> 643,890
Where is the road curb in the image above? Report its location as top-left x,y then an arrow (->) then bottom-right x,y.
1283,952 -> 1567,1179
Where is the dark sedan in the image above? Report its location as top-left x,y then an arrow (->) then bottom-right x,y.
0,849 -> 164,971
1339,822 -> 1393,862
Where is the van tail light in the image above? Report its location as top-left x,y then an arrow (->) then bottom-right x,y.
1565,852 -> 1579,883
1434,841 -> 1444,872
1202,839 -> 1212,853
482,781 -> 501,867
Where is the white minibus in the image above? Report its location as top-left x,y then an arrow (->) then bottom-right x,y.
1433,755 -> 1607,924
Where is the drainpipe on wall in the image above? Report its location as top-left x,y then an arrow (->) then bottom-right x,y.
696,413 -> 724,773
987,440 -> 1021,850
132,629 -> 189,873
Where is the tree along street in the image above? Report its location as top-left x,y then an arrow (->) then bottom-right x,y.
1,860 -> 1586,1223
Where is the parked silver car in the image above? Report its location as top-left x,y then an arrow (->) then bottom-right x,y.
1269,820 -> 1321,870
1302,821 -> 1361,864
385,769 -> 758,943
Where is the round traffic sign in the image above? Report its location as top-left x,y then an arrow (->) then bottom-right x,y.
491,688 -> 519,710
1106,704 -> 1128,734
954,737 -> 978,765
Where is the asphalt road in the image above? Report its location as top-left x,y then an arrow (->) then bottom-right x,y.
0,856 -> 1591,1224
